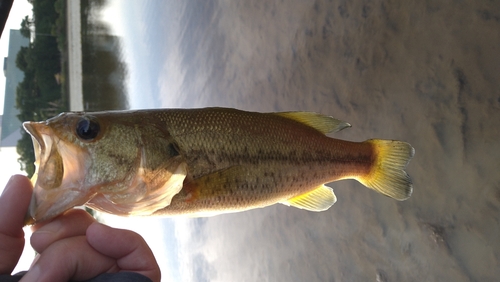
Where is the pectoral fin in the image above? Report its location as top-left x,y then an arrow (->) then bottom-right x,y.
280,184 -> 337,212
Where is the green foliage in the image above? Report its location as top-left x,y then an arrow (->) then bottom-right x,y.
53,0 -> 67,51
16,131 -> 36,178
15,0 -> 67,175
20,16 -> 33,38
32,0 -> 59,34
15,46 -> 31,72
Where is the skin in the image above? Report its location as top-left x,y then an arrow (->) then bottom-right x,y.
0,175 -> 161,282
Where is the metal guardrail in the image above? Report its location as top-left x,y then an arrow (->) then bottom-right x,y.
67,0 -> 83,111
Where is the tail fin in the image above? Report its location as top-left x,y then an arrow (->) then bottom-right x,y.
357,139 -> 415,201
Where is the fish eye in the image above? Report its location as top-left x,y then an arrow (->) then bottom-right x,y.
76,116 -> 100,141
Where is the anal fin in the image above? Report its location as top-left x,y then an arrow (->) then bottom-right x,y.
280,184 -> 337,212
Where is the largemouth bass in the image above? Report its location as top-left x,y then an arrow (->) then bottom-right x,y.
22,107 -> 414,224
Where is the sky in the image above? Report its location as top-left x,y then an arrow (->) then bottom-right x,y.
0,2 -> 32,185
0,0 -> 33,187
98,1 -> 157,110
99,0 -> 186,110
0,1 -> 32,191
0,0 -> 32,115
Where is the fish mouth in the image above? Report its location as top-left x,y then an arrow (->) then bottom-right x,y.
23,121 -> 92,223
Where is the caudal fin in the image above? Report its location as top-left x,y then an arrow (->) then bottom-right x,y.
357,139 -> 415,201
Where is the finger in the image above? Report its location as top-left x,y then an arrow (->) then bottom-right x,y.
20,236 -> 117,282
30,209 -> 95,253
0,175 -> 33,274
87,222 -> 161,282
0,175 -> 33,236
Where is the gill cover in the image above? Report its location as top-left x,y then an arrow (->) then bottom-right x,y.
23,112 -> 188,223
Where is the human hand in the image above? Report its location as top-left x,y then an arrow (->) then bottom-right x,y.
0,175 -> 161,282
22,209 -> 161,282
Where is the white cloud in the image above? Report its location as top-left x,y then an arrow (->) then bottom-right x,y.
158,45 -> 186,108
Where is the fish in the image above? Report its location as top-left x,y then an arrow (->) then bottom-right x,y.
22,107 -> 414,224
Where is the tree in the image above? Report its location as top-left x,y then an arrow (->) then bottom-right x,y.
15,0 -> 67,176
16,130 -> 36,178
15,46 -> 32,72
20,16 -> 33,38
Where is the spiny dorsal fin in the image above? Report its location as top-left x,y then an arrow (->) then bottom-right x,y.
274,112 -> 351,134
280,184 -> 337,211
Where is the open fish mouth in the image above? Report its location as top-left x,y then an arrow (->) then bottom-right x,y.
23,121 -> 91,223
25,122 -> 64,189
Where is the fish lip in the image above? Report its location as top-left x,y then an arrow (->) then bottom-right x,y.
22,122 -> 47,183
22,121 -> 92,223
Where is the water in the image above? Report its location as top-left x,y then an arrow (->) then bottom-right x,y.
81,0 -> 500,281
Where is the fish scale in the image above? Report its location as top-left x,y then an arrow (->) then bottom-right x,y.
22,107 -> 414,224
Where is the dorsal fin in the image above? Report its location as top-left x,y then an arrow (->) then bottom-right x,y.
280,184 -> 337,211
273,112 -> 351,134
